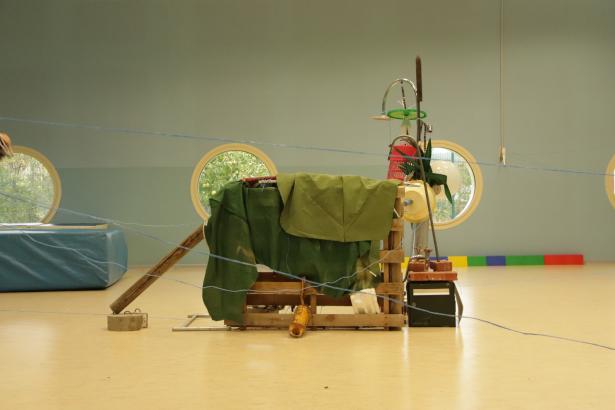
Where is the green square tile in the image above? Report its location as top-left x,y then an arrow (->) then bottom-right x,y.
467,256 -> 487,266
505,255 -> 544,266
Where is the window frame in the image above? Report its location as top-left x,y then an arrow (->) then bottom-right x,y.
190,143 -> 278,221
1,145 -> 62,223
606,154 -> 615,208
430,140 -> 483,230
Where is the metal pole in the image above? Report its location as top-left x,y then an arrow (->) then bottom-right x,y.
414,56 -> 441,261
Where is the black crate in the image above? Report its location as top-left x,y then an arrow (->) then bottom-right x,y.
406,281 -> 457,327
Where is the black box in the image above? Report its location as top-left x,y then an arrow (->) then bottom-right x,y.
406,281 -> 457,327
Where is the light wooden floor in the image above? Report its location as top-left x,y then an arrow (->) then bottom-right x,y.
1,264 -> 614,410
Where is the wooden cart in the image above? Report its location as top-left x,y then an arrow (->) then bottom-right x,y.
111,186 -> 406,331
224,185 -> 406,330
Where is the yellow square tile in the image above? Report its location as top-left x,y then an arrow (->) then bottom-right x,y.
447,256 -> 468,268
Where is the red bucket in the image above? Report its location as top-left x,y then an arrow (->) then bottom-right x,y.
387,137 -> 417,180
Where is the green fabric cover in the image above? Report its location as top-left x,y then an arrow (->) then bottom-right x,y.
277,173 -> 399,242
202,181 -> 381,323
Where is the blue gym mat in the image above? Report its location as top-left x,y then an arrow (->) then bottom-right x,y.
0,224 -> 127,291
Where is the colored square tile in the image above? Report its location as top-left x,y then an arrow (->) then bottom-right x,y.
467,256 -> 487,266
544,254 -> 584,265
506,255 -> 544,266
401,256 -> 410,272
486,256 -> 506,266
447,256 -> 468,267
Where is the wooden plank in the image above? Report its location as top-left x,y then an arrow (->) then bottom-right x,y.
246,294 -> 351,306
227,313 -> 405,328
408,272 -> 458,281
388,264 -> 403,315
309,295 -> 317,315
110,225 -> 205,314
375,282 -> 404,294
390,230 -> 402,249
382,264 -> 390,314
395,186 -> 405,217
249,282 -> 402,295
379,249 -> 405,263
249,281 -> 304,294
257,272 -> 300,281
390,218 -> 404,231
389,262 -> 403,283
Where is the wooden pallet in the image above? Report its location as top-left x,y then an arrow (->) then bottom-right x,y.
225,185 -> 406,330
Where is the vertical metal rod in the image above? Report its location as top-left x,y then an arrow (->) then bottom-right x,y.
414,56 -> 440,261
399,82 -> 410,135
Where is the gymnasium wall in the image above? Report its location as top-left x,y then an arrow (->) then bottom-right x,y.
1,0 -> 613,264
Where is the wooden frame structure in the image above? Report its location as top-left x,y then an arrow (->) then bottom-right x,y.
111,186 -> 406,331
223,185 -> 406,330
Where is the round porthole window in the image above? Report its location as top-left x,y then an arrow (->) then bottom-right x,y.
606,154 -> 615,208
0,146 -> 62,223
430,140 -> 483,230
190,143 -> 277,220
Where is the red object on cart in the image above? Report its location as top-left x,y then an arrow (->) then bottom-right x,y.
387,136 -> 418,180
242,175 -> 277,187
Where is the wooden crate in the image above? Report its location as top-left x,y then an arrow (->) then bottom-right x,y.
225,185 -> 406,330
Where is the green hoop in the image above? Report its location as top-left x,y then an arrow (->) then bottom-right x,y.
386,108 -> 427,120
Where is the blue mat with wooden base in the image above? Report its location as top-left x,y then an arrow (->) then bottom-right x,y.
0,224 -> 127,291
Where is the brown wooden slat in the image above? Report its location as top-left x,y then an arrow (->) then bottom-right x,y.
247,294 -> 353,306
379,249 -> 405,263
390,218 -> 404,231
257,272 -> 300,282
249,281 -> 320,295
408,272 -> 458,281
375,282 -> 404,294
227,313 -> 405,328
249,282 -> 403,294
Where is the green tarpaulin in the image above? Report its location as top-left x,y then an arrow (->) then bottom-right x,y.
278,173 -> 398,241
202,174 -> 398,323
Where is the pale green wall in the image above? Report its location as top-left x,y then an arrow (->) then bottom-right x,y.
0,0 -> 613,264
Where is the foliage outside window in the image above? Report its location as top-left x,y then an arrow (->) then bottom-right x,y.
431,147 -> 475,224
199,151 -> 269,213
190,144 -> 277,220
0,147 -> 61,223
430,140 -> 483,230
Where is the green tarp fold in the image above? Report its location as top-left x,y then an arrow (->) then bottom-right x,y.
277,173 -> 398,241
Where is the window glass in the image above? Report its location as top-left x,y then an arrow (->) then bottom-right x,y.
0,147 -> 61,223
606,154 -> 615,208
430,141 -> 483,230
191,144 -> 277,220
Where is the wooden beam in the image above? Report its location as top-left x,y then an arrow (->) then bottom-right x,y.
379,249 -> 405,263
226,313 -> 405,328
408,272 -> 458,281
109,225 -> 205,314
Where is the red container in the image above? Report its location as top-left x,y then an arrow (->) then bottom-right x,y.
388,144 -> 417,180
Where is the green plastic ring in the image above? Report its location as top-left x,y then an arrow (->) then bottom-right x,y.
386,108 -> 427,120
